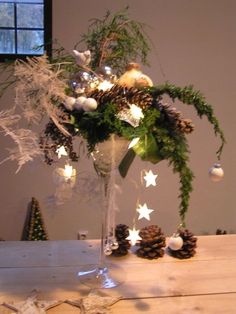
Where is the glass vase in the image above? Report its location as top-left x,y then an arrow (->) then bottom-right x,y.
77,134 -> 129,288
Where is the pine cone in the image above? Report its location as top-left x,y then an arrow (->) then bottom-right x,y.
112,224 -> 131,257
168,229 -> 197,259
87,84 -> 153,111
136,225 -> 166,260
159,102 -> 195,134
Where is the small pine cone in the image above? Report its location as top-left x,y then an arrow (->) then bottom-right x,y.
168,229 -> 197,259
136,225 -> 166,260
176,118 -> 195,134
112,224 -> 131,257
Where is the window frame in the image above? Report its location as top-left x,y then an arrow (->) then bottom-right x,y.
0,0 -> 52,62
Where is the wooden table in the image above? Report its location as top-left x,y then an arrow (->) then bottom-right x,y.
0,235 -> 235,313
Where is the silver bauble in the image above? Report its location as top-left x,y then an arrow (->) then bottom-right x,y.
76,71 -> 91,82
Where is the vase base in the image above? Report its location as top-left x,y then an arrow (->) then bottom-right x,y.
77,264 -> 124,289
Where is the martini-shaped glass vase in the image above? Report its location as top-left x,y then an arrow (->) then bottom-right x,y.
77,134 -> 129,288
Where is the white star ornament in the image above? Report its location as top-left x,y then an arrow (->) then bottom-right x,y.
137,203 -> 154,220
143,170 -> 158,187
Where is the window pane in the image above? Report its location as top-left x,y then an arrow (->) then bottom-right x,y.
0,29 -> 15,53
0,1 -> 43,3
17,29 -> 43,54
0,3 -> 14,27
17,4 -> 44,28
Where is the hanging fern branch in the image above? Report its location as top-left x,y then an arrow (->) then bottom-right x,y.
79,7 -> 151,74
149,83 -> 226,160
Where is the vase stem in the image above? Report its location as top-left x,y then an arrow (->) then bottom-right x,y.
98,175 -> 109,269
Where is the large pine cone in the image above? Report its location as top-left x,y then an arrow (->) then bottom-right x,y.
168,229 -> 197,259
136,225 -> 166,260
112,224 -> 131,257
87,84 -> 153,111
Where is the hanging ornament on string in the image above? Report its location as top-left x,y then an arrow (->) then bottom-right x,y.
208,163 -> 224,182
168,233 -> 184,251
168,229 -> 197,259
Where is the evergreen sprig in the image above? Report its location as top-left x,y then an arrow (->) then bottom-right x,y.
149,83 -> 226,159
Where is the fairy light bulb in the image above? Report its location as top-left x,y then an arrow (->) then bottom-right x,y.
63,164 -> 76,181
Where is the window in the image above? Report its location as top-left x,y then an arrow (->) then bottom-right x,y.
0,0 -> 52,61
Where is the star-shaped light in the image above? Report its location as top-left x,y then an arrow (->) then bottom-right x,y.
56,146 -> 68,159
143,170 -> 158,187
126,227 -> 142,246
137,203 -> 154,220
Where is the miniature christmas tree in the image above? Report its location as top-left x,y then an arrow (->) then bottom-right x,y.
21,197 -> 49,241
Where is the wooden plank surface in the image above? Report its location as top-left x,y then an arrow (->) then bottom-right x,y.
0,254 -> 236,301
0,235 -> 235,268
0,235 -> 236,313
112,293 -> 236,314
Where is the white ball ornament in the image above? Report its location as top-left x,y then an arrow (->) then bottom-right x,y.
64,96 -> 76,111
168,235 -> 184,251
74,96 -> 87,110
209,163 -> 224,182
82,98 -> 98,112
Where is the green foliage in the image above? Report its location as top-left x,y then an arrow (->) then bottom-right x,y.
149,83 -> 226,159
78,7 -> 151,74
70,82 -> 225,225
